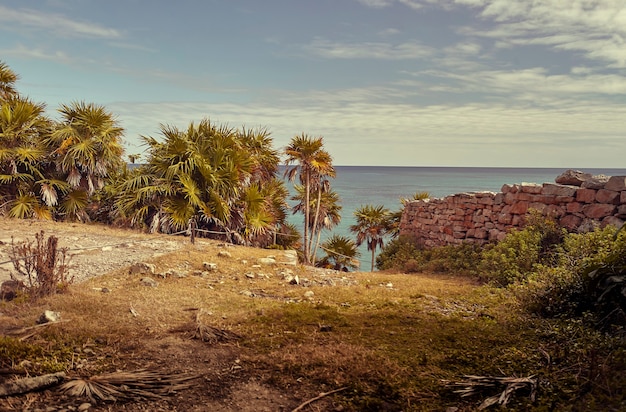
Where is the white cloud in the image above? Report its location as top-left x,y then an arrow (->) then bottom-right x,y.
355,0 -> 394,8
305,38 -> 434,59
0,5 -> 122,39
455,0 -> 626,67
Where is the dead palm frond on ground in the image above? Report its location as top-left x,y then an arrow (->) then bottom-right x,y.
447,375 -> 538,410
58,369 -> 200,402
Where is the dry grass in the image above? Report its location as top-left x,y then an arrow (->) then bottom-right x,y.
1,231 -> 624,411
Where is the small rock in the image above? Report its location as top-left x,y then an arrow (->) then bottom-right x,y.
240,259 -> 248,265
289,275 -> 300,285
203,262 -> 218,271
217,251 -> 232,258
304,290 -> 315,299
129,262 -> 155,275
258,257 -> 276,265
245,273 -> 255,279
37,310 -> 61,324
319,324 -> 332,332
140,277 -> 158,287
386,282 -> 393,289
241,290 -> 254,297
101,246 -> 113,252
1,280 -> 24,301
251,264 -> 261,269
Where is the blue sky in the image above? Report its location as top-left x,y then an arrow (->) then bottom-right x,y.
1,0 -> 625,167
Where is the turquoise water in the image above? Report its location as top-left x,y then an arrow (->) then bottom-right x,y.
285,166 -> 626,271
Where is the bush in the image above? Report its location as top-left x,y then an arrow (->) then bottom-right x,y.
376,235 -> 423,272
9,231 -> 73,299
479,213 -> 566,286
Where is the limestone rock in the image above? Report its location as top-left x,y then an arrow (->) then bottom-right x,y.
140,277 -> 158,287
203,262 -> 218,271
555,169 -> 592,186
605,176 -> 626,191
258,257 -> 276,265
37,310 -> 61,324
217,251 -> 232,258
129,262 -> 155,275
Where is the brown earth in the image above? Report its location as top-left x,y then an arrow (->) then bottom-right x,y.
0,218 -> 348,412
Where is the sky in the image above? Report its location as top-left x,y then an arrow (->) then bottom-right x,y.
1,0 -> 625,168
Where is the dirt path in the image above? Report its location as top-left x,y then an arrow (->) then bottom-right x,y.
0,218 -> 190,283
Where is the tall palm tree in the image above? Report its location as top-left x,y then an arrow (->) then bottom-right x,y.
0,61 -> 19,101
292,184 -> 342,264
350,204 -> 392,272
284,133 -> 334,264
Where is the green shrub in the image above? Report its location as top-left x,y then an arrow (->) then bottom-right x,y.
376,235 -> 423,272
479,213 -> 566,286
419,243 -> 482,275
479,228 -> 543,286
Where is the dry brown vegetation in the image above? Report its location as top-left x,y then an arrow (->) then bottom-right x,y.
1,219 -> 624,411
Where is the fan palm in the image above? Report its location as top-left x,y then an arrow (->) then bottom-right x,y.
0,97 -> 57,218
319,234 -> 360,271
45,101 -> 124,221
350,204 -> 392,272
284,133 -> 334,264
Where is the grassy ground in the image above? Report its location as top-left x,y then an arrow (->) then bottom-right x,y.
1,236 -> 625,411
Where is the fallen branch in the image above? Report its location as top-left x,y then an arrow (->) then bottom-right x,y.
448,375 -> 537,410
291,386 -> 349,412
5,320 -> 69,341
0,372 -> 66,397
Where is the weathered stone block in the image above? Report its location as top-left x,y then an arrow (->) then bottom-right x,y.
559,214 -> 582,230
602,216 -> 624,229
520,183 -> 543,194
555,169 -> 592,186
606,176 -> 626,191
509,201 -> 529,215
596,189 -> 621,205
566,202 -> 583,214
582,203 -> 616,219
541,183 -> 577,197
576,188 -> 597,203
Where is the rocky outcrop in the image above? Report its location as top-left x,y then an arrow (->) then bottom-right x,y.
400,170 -> 626,247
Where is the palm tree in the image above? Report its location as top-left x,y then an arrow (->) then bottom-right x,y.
0,97 -> 57,219
350,204 -> 392,272
284,133 -> 334,264
319,234 -> 360,271
45,101 -> 125,221
292,184 -> 342,264
0,61 -> 19,101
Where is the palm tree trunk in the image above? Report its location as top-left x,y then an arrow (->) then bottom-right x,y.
371,249 -> 376,272
309,185 -> 323,262
303,171 -> 310,264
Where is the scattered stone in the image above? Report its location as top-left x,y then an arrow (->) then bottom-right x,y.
279,250 -> 298,266
289,275 -> 300,285
217,251 -> 232,258
101,246 -> 114,252
241,259 -> 248,265
251,264 -> 261,269
1,280 -> 23,301
386,282 -> 393,289
203,262 -> 218,271
37,310 -> 61,324
245,273 -> 255,279
241,290 -> 254,297
258,257 -> 276,265
129,262 -> 156,275
78,402 -> 92,411
304,290 -> 315,299
140,277 -> 158,287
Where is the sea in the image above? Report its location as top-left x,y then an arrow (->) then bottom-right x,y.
284,166 -> 626,271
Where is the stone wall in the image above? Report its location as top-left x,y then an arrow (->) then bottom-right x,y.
399,170 -> 626,247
